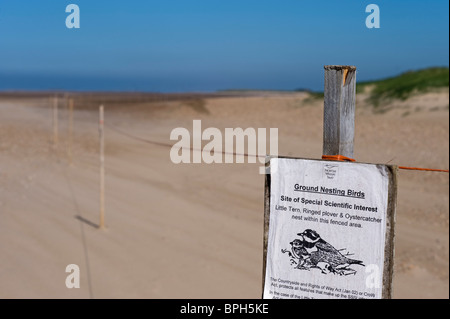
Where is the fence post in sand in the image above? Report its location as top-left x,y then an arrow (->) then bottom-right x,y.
262,65 -> 397,300
323,65 -> 356,158
99,105 -> 105,229
53,96 -> 59,148
68,98 -> 74,164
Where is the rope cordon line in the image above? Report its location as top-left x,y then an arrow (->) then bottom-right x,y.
106,123 -> 448,173
321,155 -> 449,173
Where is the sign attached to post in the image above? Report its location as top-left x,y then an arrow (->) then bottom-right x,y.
262,157 -> 397,299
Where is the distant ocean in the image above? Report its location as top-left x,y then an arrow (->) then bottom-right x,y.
0,72 -> 318,93
0,73 -> 186,93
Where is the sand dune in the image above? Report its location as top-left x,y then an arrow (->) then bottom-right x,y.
0,92 -> 448,298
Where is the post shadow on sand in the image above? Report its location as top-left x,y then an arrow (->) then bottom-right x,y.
75,215 -> 100,229
61,166 -> 95,299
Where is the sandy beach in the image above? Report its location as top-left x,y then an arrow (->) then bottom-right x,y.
0,91 -> 448,298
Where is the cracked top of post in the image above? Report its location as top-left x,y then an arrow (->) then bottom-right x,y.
324,65 -> 357,71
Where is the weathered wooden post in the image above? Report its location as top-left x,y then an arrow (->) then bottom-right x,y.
262,65 -> 397,300
68,98 -> 74,164
99,105 -> 105,229
323,65 -> 356,158
53,96 -> 58,148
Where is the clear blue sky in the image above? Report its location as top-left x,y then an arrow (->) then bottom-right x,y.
0,0 -> 448,92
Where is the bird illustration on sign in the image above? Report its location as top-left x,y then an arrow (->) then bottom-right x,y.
281,229 -> 365,276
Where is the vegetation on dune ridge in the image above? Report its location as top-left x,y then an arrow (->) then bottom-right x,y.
356,67 -> 449,106
304,67 -> 449,107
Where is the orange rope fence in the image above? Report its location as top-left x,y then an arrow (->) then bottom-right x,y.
322,155 -> 449,173
105,123 -> 448,173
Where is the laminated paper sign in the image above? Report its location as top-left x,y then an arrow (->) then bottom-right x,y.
262,157 -> 396,299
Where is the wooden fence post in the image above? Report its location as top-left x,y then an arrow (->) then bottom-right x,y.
53,96 -> 59,148
99,105 -> 105,229
68,98 -> 74,164
323,65 -> 357,158
262,65 -> 396,300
